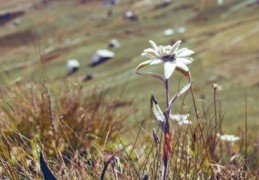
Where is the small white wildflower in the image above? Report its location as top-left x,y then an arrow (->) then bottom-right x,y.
212,83 -> 223,91
164,29 -> 174,36
178,27 -> 186,34
137,40 -> 194,79
217,134 -> 240,142
212,83 -> 218,89
170,114 -> 192,125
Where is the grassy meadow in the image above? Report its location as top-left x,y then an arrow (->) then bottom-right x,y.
0,0 -> 258,179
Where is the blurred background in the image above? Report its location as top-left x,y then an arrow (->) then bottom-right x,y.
0,0 -> 258,132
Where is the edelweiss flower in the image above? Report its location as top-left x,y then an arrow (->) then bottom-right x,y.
137,40 -> 194,79
170,114 -> 191,125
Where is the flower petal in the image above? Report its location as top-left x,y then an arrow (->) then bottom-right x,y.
164,62 -> 176,79
177,48 -> 195,57
175,57 -> 193,65
149,40 -> 158,51
136,60 -> 165,82
176,62 -> 189,72
143,48 -> 160,58
176,67 -> 189,77
141,52 -> 158,60
150,59 -> 163,65
170,40 -> 181,54
135,60 -> 152,73
158,46 -> 164,56
143,48 -> 158,54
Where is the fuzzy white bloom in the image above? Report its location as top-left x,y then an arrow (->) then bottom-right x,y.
138,40 -> 194,79
178,27 -> 186,34
170,114 -> 191,125
217,134 -> 240,142
164,29 -> 174,36
212,83 -> 223,91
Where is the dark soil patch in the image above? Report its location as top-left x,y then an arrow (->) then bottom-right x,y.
0,29 -> 37,47
0,9 -> 25,25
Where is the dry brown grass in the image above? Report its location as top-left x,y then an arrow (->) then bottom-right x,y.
0,81 -> 136,179
0,79 -> 257,179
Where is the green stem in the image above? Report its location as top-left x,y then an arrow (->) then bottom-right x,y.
165,79 -> 170,115
162,79 -> 171,180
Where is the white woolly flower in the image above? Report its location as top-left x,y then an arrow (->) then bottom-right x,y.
170,114 -> 191,125
137,40 -> 194,79
217,134 -> 240,142
164,29 -> 174,36
178,27 -> 186,34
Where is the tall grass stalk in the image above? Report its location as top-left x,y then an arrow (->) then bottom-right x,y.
188,75 -> 216,179
244,92 -> 248,171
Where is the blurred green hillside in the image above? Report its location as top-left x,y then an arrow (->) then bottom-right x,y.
0,0 -> 259,132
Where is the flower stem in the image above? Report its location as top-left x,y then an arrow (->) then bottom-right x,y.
165,79 -> 170,119
162,79 -> 171,180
